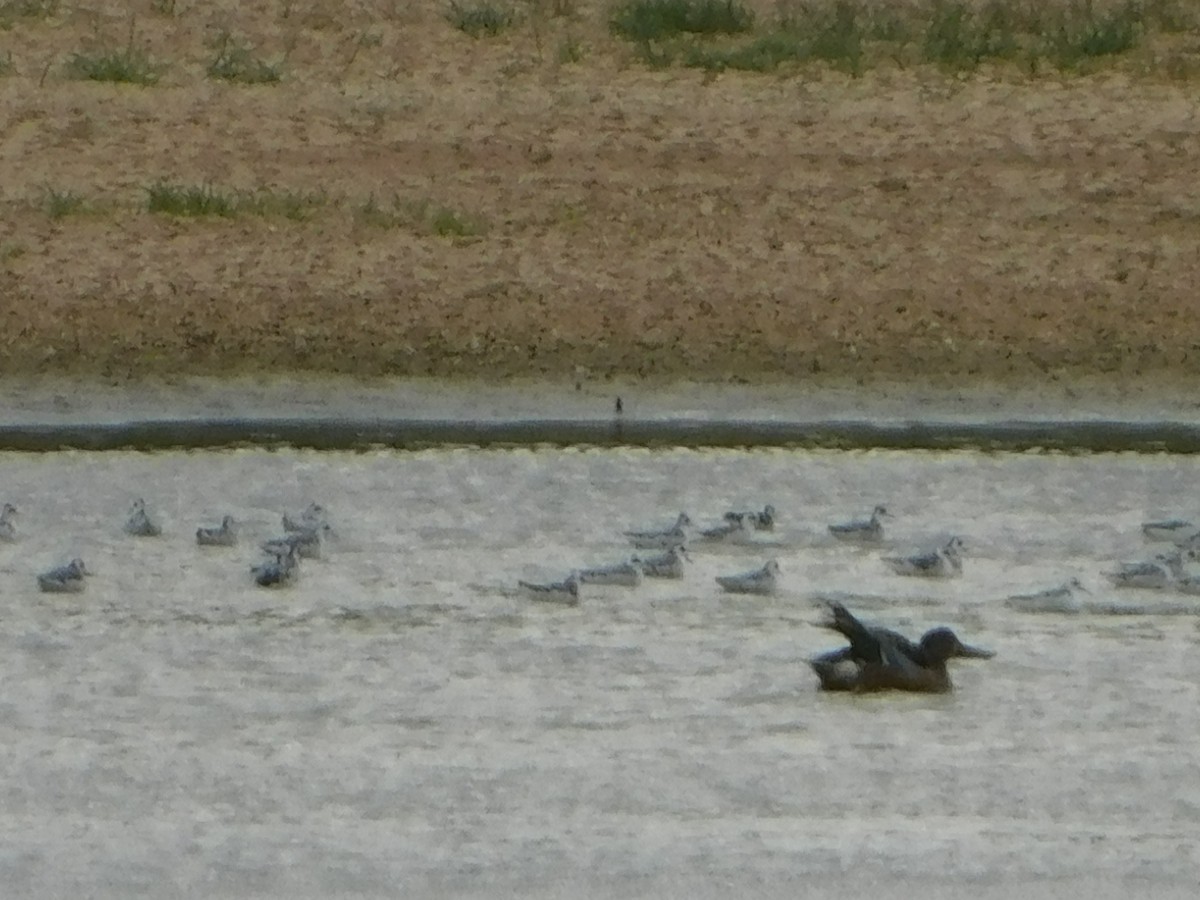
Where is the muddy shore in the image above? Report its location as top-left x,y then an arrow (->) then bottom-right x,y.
0,2 -> 1198,383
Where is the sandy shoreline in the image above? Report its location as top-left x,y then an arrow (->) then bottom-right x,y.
1,2 -> 1199,382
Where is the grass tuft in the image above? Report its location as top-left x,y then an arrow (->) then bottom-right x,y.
0,0 -> 58,27
206,32 -> 283,84
42,187 -> 87,219
1047,0 -> 1141,68
146,182 -> 324,220
66,46 -> 162,85
445,0 -> 515,36
146,182 -> 236,217
610,0 -> 753,42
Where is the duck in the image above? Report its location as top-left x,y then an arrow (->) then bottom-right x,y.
519,573 -> 581,606
715,559 -> 780,596
810,602 -> 995,693
829,505 -> 890,545
124,498 -> 162,537
882,536 -> 964,578
37,558 -> 90,594
196,515 -> 238,547
624,512 -> 691,550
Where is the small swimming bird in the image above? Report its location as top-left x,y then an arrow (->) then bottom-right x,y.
519,573 -> 581,606
624,512 -> 691,550
124,498 -> 162,537
0,502 -> 16,542
715,559 -> 781,595
829,505 -> 890,544
698,515 -> 752,543
1141,518 -> 1199,544
810,601 -> 995,693
1104,552 -> 1183,590
283,503 -> 327,533
634,545 -> 689,579
577,559 -> 643,587
723,504 -> 776,532
883,537 -> 964,578
262,523 -> 330,560
196,515 -> 238,547
252,546 -> 299,588
37,557 -> 90,593
1004,578 -> 1090,614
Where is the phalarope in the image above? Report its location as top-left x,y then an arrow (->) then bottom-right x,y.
519,573 -> 581,605
624,512 -> 691,550
1104,551 -> 1183,590
1141,518 -> 1199,544
252,545 -> 299,588
634,545 -> 689,579
37,557 -> 90,593
810,601 -> 995,693
883,536 -> 964,578
0,502 -> 16,542
1004,578 -> 1089,614
715,559 -> 780,595
698,515 -> 752,543
283,503 -> 327,533
723,504 -> 776,532
262,523 -> 330,560
577,559 -> 643,587
829,505 -> 890,544
124,498 -> 162,537
196,515 -> 238,547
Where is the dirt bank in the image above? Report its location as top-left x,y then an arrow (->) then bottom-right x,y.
1,1 -> 1198,382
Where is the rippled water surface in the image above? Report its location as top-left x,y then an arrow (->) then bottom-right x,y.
2,446 -> 1199,897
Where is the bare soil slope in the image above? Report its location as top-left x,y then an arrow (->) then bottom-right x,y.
1,1 -> 1199,381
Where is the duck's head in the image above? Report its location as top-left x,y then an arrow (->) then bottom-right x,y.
920,627 -> 994,663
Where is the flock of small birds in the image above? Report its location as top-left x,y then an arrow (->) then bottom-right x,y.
515,502 -> 1200,611
28,499 -> 332,594
516,502 -> 972,607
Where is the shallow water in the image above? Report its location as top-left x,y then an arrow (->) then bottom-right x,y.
2,446 -> 1199,897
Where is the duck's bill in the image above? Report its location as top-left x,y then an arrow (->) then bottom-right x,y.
957,643 -> 996,659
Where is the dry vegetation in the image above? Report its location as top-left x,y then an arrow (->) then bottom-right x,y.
0,0 -> 1199,381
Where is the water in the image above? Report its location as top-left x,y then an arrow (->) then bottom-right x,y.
1,446 -> 1199,897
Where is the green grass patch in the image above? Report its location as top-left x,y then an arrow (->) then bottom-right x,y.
42,187 -> 88,219
0,0 -> 58,27
207,33 -> 283,84
1046,1 -> 1142,68
146,182 -> 324,220
0,50 -> 13,76
922,0 -> 1019,70
146,182 -> 236,217
66,46 -> 162,85
610,0 -> 753,42
445,0 -> 515,36
610,0 -> 1176,76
